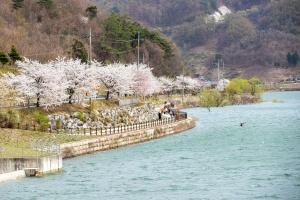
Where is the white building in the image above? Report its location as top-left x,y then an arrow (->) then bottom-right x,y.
208,5 -> 232,22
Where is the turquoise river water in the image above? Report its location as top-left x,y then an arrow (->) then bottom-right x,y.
0,91 -> 300,200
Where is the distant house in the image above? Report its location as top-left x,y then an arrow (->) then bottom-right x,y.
294,76 -> 300,82
193,71 -> 210,87
208,5 -> 232,22
218,6 -> 232,16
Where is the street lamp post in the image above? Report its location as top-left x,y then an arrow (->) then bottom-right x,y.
182,66 -> 184,103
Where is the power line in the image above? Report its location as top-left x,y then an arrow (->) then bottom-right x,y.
0,29 -> 144,60
97,47 -> 138,54
0,46 -> 138,60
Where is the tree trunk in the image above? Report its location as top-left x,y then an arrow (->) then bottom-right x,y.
69,94 -> 73,104
105,90 -> 110,100
68,88 -> 74,104
36,94 -> 40,107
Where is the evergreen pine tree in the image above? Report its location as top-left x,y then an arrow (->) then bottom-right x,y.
85,6 -> 97,19
36,0 -> 53,9
12,0 -> 24,10
0,51 -> 10,65
291,52 -> 299,66
287,52 -> 292,65
72,39 -> 88,63
8,45 -> 22,64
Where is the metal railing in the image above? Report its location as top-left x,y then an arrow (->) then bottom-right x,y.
62,115 -> 186,136
1,112 -> 188,136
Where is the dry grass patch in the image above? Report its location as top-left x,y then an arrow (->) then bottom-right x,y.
0,128 -> 95,158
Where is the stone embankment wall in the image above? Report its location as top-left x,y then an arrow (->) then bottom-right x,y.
61,117 -> 195,158
0,118 -> 193,183
48,103 -> 158,131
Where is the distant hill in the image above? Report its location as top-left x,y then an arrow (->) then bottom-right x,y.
0,0 -> 183,77
92,0 -> 300,82
1,0 -> 299,81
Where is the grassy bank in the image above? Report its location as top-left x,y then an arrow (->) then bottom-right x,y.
0,128 -> 94,158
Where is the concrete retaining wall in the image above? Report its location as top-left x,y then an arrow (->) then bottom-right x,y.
38,155 -> 62,175
0,155 -> 62,182
61,117 -> 195,158
114,98 -> 139,106
0,158 -> 38,173
0,170 -> 26,183
0,155 -> 62,175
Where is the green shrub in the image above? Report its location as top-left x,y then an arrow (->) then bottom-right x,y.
34,111 -> 49,128
120,118 -> 125,123
192,91 -> 198,96
77,112 -> 85,122
0,108 -> 20,128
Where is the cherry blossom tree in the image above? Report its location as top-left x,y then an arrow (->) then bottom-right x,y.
217,78 -> 230,91
3,57 -> 201,108
0,74 -> 29,106
175,75 -> 201,94
2,72 -> 35,106
55,58 -> 93,103
4,58 -> 69,107
131,64 -> 161,97
158,76 -> 175,95
92,62 -> 135,100
184,76 -> 201,93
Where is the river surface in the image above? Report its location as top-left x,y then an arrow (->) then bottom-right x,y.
1,91 -> 300,200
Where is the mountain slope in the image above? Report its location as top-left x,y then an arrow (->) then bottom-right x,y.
92,0 -> 300,81
0,0 -> 183,76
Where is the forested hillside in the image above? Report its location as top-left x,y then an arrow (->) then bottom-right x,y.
93,0 -> 300,81
0,0 -> 183,77
1,0 -> 300,81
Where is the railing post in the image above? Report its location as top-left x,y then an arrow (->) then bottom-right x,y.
90,127 -> 92,135
101,127 -> 102,135
96,128 -> 97,135
26,124 -> 28,130
84,128 -> 86,135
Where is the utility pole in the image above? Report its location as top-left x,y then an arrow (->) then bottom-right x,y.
222,60 -> 224,79
81,27 -> 95,64
89,27 -> 92,64
217,59 -> 220,82
182,66 -> 184,103
137,30 -> 140,69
